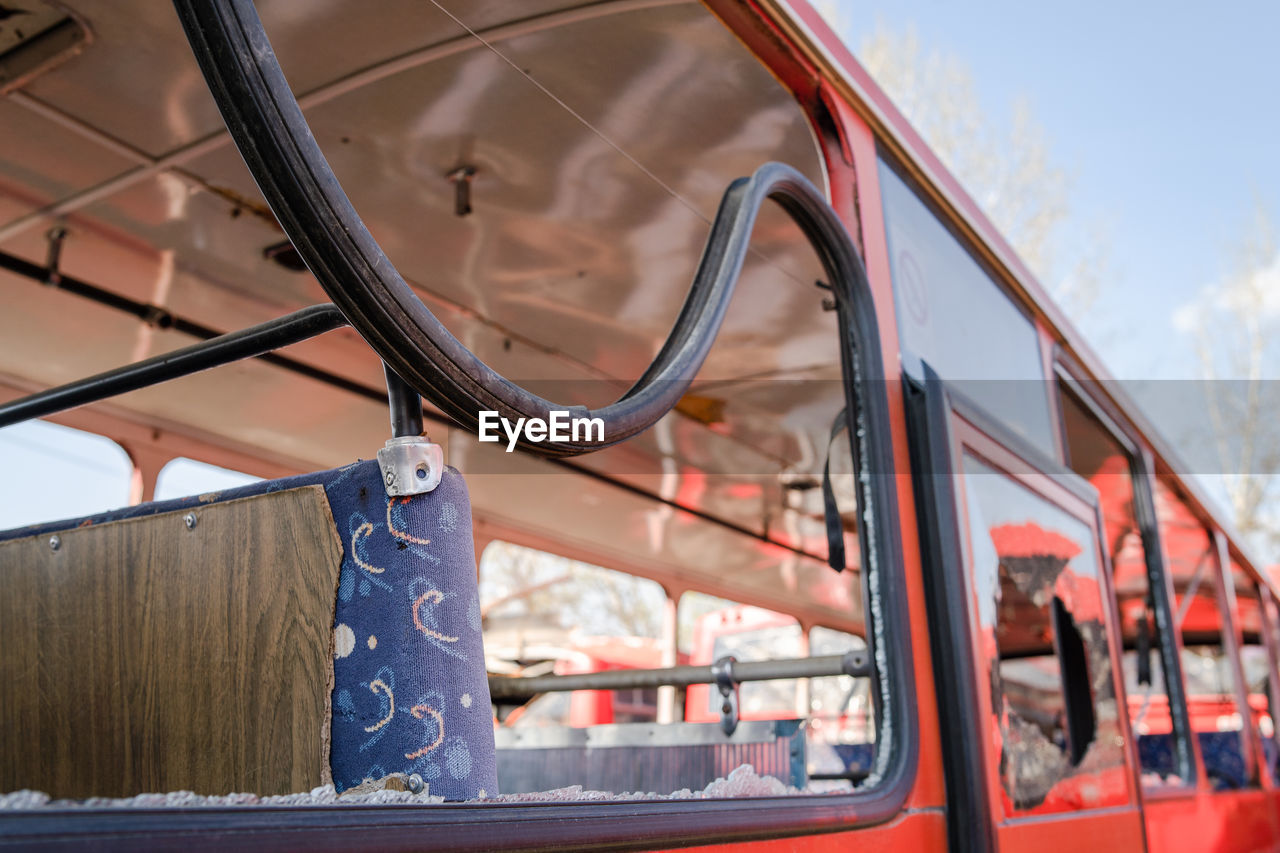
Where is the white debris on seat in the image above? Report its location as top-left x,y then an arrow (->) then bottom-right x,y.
0,784 -> 444,810
0,764 -> 801,810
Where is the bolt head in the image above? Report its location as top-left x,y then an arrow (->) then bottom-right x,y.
183,513 -> 197,530
406,773 -> 425,794
49,534 -> 61,551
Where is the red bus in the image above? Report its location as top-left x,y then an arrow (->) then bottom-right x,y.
0,0 -> 1275,850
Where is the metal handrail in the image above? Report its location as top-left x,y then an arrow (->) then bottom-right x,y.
488,651 -> 871,700
0,303 -> 347,429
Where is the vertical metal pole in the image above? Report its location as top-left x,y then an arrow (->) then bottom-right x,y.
383,363 -> 423,438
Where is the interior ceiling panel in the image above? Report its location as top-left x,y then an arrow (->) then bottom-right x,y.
18,0 -> 471,156
137,2 -> 828,387
0,0 -> 858,602
0,98 -> 136,202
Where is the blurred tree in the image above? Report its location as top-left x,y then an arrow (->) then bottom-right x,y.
812,8 -> 1105,324
479,541 -> 665,640
811,8 -> 1278,552
1173,202 -> 1280,554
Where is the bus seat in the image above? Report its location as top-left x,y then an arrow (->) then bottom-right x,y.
0,460 -> 496,801
1135,734 -> 1177,779
1197,731 -> 1248,790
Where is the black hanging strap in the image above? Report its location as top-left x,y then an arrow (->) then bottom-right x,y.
822,406 -> 849,572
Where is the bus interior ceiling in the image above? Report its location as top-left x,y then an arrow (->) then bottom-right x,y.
0,0 -> 864,707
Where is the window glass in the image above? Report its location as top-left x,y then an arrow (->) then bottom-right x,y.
154,457 -> 262,500
1231,563 -> 1278,782
878,158 -> 1055,456
0,420 -> 133,528
807,626 -> 873,791
1058,386 -> 1183,785
962,453 -> 1127,813
680,595 -> 804,721
1156,479 -> 1250,789
486,561 -> 874,797
482,542 -> 668,730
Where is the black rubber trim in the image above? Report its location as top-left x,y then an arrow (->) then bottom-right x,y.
903,369 -> 997,853
172,0 -> 880,459
1130,448 -> 1198,785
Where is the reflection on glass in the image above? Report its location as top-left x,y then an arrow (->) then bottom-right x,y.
1058,386 -> 1181,785
963,454 -> 1126,813
1156,479 -> 1249,789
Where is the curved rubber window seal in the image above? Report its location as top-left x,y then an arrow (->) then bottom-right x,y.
172,0 -> 880,459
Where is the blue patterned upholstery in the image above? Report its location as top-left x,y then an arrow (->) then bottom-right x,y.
831,743 -> 875,774
1137,731 -> 1250,788
1198,731 -> 1248,790
1136,733 -> 1177,778
0,461 -> 496,800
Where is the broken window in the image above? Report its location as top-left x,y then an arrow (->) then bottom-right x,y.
962,453 -> 1126,812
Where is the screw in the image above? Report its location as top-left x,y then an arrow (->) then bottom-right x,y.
406,773 -> 425,794
385,471 -> 395,486
183,513 -> 197,530
49,534 -> 60,552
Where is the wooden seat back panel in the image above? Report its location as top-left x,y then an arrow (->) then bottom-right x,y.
0,485 -> 342,799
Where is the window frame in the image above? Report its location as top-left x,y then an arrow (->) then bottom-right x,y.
903,370 -> 1149,850
0,155 -> 918,853
1208,531 -> 1264,788
950,402 -> 1140,820
1053,359 -> 1199,792
1253,578 -> 1280,783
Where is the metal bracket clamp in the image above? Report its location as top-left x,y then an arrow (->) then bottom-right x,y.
377,436 -> 444,496
841,649 -> 871,678
711,655 -> 740,737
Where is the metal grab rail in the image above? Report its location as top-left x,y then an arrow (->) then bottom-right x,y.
487,652 -> 871,700
171,0 -> 878,458
0,303 -> 348,429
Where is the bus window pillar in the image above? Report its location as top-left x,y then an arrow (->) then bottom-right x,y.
658,593 -> 678,724
1215,529 -> 1260,785
120,442 -> 169,505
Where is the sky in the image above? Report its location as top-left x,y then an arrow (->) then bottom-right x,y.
817,0 -> 1280,382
